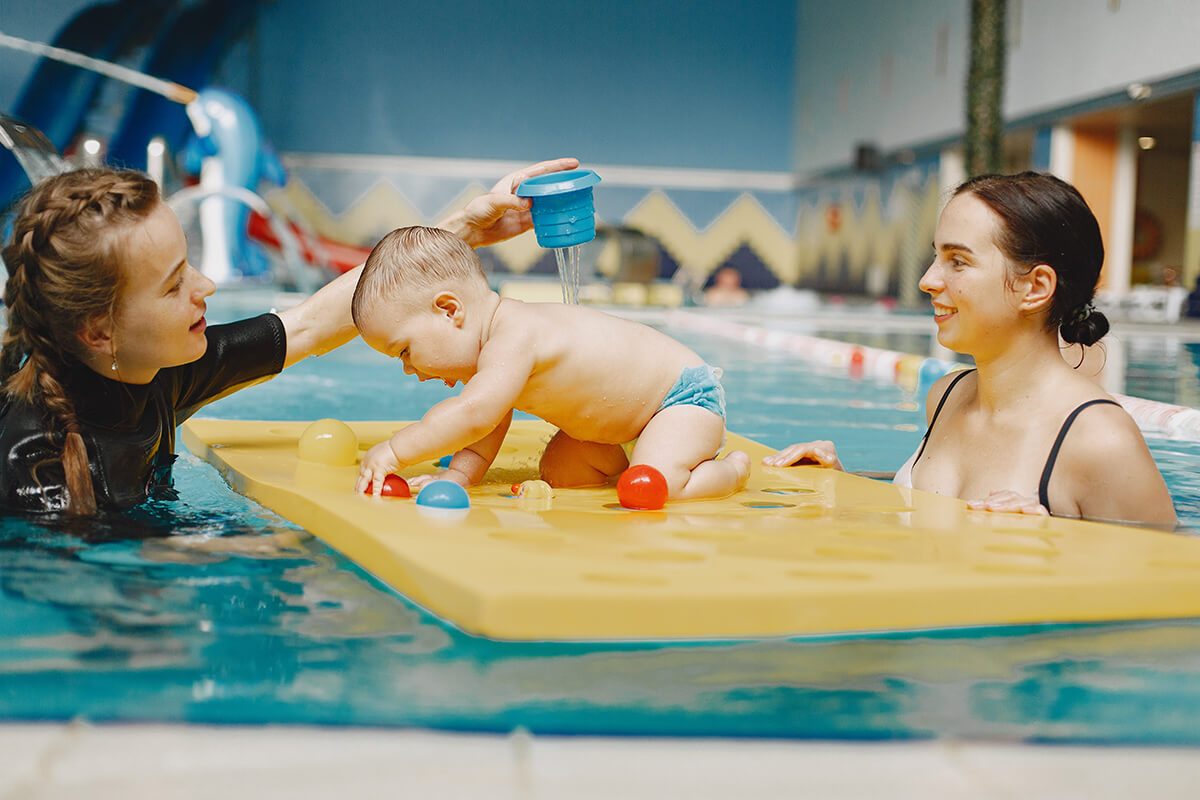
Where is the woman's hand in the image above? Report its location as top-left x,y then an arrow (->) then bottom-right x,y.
440,157 -> 580,248
356,440 -> 403,497
280,158 -> 579,367
967,490 -> 1049,516
762,440 -> 843,470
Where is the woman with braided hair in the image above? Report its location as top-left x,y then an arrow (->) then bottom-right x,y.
766,172 -> 1177,526
0,158 -> 578,515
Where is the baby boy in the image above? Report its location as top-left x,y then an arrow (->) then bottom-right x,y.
351,226 -> 749,503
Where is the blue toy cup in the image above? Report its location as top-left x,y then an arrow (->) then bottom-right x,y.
516,169 -> 601,248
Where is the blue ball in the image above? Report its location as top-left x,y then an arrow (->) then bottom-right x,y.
918,357 -> 950,386
435,454 -> 453,468
416,479 -> 471,510
917,359 -> 954,416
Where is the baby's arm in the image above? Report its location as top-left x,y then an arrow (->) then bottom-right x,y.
412,410 -> 513,490
356,335 -> 533,495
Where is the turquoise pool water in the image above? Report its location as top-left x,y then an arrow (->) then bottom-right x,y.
3,299 -> 1200,742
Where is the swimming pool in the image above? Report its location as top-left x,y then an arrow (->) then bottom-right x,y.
736,304 -> 1200,408
3,296 -> 1200,742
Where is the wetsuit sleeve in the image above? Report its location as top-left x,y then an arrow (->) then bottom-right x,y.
165,313 -> 287,420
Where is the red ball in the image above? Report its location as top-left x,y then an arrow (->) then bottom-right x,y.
365,474 -> 411,498
617,465 -> 669,510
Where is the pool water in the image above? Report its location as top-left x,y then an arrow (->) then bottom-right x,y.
3,301 -> 1200,742
800,319 -> 1200,408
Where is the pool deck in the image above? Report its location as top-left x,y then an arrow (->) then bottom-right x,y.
2,723 -> 1197,799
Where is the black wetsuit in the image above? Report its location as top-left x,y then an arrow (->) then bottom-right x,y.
0,314 -> 286,513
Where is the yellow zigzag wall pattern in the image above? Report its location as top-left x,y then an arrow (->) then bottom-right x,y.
272,174 -> 943,284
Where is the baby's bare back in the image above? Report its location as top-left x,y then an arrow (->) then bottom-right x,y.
496,301 -> 704,443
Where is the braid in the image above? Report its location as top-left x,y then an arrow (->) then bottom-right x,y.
1,168 -> 160,515
0,267 -> 31,387
32,350 -> 97,515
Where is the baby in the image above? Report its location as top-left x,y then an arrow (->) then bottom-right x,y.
351,226 -> 750,502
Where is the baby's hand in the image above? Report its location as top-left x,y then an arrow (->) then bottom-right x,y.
407,469 -> 472,493
762,440 -> 843,470
357,440 -> 403,497
967,490 -> 1049,516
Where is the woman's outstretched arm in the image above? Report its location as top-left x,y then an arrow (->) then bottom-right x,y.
277,157 -> 579,367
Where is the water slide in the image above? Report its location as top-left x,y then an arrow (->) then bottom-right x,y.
0,0 -> 166,208
246,211 -> 371,275
107,0 -> 257,172
2,0 -> 360,279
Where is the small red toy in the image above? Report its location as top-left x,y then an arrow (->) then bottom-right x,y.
365,474 -> 411,498
511,483 -> 522,496
849,347 -> 865,377
617,465 -> 669,510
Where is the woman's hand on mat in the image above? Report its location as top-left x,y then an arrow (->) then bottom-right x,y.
967,490 -> 1049,516
762,441 -> 843,470
357,440 -> 403,497
441,158 -> 579,248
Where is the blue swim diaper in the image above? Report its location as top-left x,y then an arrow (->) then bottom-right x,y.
658,365 -> 726,419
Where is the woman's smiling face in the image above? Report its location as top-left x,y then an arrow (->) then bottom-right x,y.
109,202 -> 216,381
919,192 -> 1026,356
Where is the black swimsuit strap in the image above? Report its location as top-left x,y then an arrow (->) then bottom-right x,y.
913,368 -> 975,465
1038,399 -> 1122,512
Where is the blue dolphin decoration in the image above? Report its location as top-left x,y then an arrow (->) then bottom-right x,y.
182,88 -> 286,281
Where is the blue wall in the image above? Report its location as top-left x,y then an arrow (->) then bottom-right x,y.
2,1 -> 796,172
0,0 -> 96,114
231,0 -> 795,171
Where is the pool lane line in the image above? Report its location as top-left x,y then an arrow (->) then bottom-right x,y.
667,310 -> 1200,443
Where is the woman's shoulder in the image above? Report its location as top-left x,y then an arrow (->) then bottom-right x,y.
1056,394 -> 1141,453
163,313 -> 287,414
1048,388 -> 1176,526
0,392 -> 47,436
1047,382 -> 1151,483
922,368 -> 975,424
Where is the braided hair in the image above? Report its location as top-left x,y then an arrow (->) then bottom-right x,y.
1,168 -> 160,515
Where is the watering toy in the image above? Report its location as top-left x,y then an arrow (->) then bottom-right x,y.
515,169 -> 601,248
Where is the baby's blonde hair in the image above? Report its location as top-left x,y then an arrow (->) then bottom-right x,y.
352,226 -> 486,325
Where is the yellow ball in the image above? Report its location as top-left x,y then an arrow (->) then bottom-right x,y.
297,419 -> 359,466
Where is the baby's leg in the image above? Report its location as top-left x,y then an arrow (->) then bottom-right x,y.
629,405 -> 750,500
539,429 -> 630,488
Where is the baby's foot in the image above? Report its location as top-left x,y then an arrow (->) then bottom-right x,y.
724,450 -> 751,490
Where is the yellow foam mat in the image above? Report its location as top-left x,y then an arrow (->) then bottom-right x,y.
182,419 -> 1200,641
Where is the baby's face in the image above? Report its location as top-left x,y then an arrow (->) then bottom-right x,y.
360,302 -> 481,388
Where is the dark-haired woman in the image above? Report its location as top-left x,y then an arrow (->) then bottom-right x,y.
766,172 -> 1176,526
0,158 -> 578,516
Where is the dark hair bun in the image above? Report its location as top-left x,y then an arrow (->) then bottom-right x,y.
1060,307 -> 1109,346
